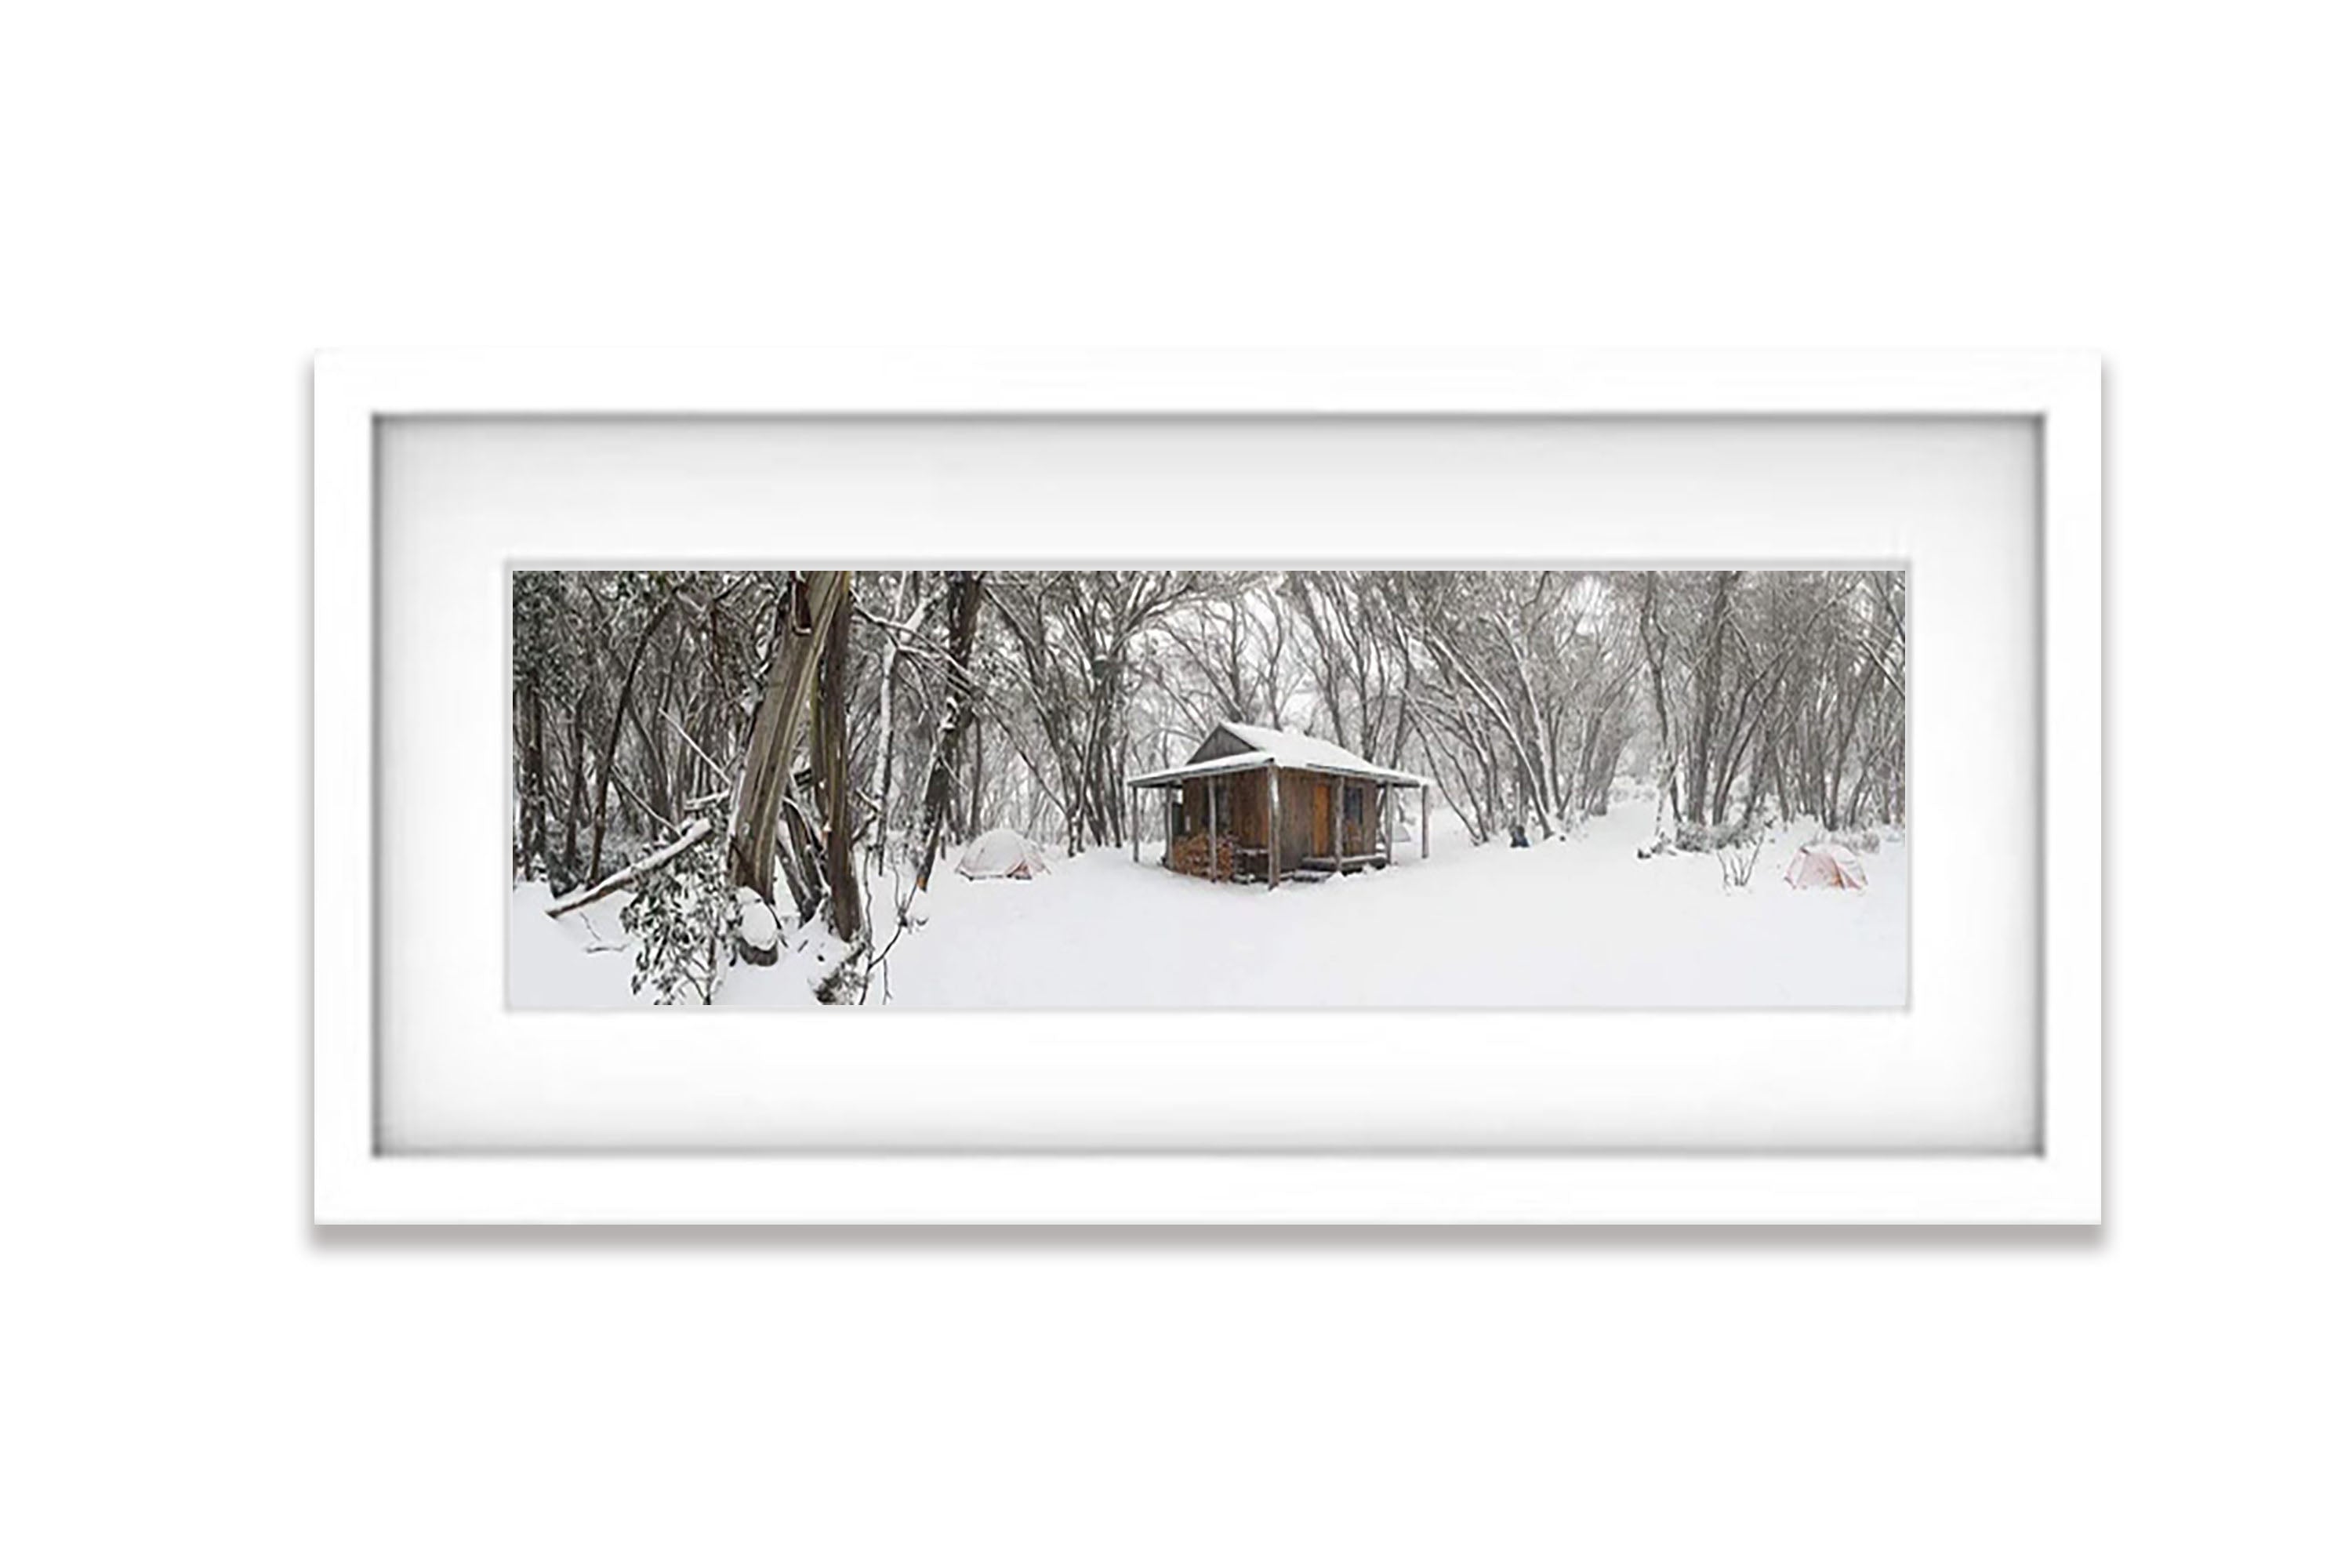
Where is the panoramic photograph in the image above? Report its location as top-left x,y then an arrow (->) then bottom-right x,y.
510,568 -> 1907,1008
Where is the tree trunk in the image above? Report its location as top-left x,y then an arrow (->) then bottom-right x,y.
779,787 -> 822,921
815,584 -> 866,953
1639,572 -> 1680,828
517,672 -> 549,877
964,706 -> 984,840
623,633 -> 683,829
730,572 -> 849,903
585,593 -> 677,884
557,693 -> 590,891
621,693 -> 670,831
864,570 -> 913,872
915,570 -> 985,890
1685,571 -> 1737,829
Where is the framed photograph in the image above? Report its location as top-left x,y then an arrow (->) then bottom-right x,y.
314,350 -> 2100,1225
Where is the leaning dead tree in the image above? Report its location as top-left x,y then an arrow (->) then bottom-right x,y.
544,818 -> 713,917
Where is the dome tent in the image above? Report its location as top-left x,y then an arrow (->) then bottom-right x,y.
956,828 -> 1053,880
1784,843 -> 1869,891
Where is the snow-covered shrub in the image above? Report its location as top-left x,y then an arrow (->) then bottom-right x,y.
735,889 -> 781,967
1718,834 -> 1767,890
797,915 -> 867,1006
1675,818 -> 1766,854
1823,827 -> 1882,855
619,817 -> 735,1004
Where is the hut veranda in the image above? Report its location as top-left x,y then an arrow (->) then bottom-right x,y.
1127,721 -> 1429,886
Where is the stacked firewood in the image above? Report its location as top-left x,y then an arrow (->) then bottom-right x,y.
1170,832 -> 1237,880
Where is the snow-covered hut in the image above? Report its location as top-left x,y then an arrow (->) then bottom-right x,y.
1123,721 -> 1431,887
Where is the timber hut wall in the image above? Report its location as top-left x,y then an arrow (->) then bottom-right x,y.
1159,765 -> 1404,878
1276,768 -> 1320,865
1345,784 -> 1388,857
1171,771 -> 1273,879
1267,771 -> 1394,863
1232,771 -> 1270,844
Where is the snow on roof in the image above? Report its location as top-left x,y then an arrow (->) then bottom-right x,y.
1124,750 -> 1277,787
1217,722 -> 1423,782
1126,722 -> 1428,788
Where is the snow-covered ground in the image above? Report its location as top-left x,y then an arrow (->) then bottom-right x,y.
512,801 -> 1907,1009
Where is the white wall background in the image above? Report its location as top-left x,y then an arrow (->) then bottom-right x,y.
3,4 -> 2344,1563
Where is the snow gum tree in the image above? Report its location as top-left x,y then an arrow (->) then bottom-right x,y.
1628,568 -> 1907,844
729,572 -> 850,907
985,571 -> 1220,849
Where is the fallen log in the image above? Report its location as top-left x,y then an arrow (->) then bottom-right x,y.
544,818 -> 713,917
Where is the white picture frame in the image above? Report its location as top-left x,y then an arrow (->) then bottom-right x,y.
314,350 -> 2100,1225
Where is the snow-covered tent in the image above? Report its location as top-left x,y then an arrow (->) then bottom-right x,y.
956,828 -> 1053,880
1124,720 -> 1432,887
1784,843 -> 1869,891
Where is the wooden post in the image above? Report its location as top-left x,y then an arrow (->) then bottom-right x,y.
1330,775 -> 1343,871
1131,786 -> 1139,862
1382,783 -> 1393,866
1270,765 -> 1283,888
1208,775 -> 1220,881
1420,784 -> 1429,858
